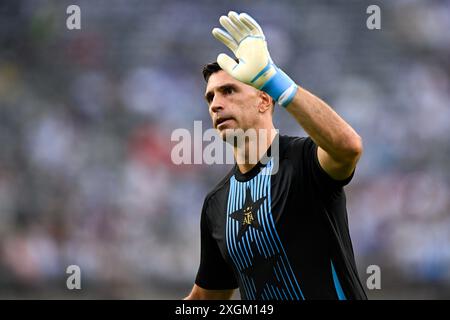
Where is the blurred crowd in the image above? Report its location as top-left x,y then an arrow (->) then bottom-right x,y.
0,0 -> 449,298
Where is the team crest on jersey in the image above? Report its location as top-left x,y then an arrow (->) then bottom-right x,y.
229,187 -> 266,241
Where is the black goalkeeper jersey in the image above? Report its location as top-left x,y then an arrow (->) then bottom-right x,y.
195,135 -> 367,300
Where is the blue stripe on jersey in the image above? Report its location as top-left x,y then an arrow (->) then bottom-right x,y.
331,260 -> 347,300
226,178 -> 249,297
226,159 -> 305,300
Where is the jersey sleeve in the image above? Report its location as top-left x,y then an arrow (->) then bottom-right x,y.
289,136 -> 355,193
195,197 -> 238,290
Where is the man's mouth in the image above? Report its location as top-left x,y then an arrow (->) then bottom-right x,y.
215,117 -> 234,128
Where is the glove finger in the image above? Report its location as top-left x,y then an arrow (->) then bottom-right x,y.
212,28 -> 238,52
217,53 -> 238,76
228,11 -> 251,36
219,15 -> 244,43
239,13 -> 265,38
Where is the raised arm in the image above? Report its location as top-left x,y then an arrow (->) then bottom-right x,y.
285,87 -> 362,180
212,11 -> 362,180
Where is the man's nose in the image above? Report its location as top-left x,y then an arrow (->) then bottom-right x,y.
210,95 -> 225,113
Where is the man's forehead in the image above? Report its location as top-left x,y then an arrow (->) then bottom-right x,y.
205,70 -> 239,93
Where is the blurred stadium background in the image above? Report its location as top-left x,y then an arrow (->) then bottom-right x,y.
0,0 -> 449,299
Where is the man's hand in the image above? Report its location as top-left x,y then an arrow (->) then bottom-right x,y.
212,11 -> 297,108
184,284 -> 235,300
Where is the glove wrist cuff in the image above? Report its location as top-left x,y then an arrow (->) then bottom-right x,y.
260,66 -> 297,108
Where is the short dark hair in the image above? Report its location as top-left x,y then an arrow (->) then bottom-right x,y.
202,61 -> 275,111
202,61 -> 231,82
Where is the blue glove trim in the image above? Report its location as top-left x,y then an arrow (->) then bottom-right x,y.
260,67 -> 295,102
250,63 -> 272,84
238,35 -> 265,45
278,84 -> 298,108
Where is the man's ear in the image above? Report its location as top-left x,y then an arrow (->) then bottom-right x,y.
257,91 -> 272,113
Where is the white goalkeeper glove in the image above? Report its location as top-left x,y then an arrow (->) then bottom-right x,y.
212,11 -> 298,108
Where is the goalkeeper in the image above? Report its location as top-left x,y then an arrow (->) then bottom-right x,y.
185,11 -> 367,300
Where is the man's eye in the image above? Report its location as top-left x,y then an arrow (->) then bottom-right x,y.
224,87 -> 233,94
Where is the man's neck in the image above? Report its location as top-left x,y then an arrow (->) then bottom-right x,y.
234,127 -> 277,174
